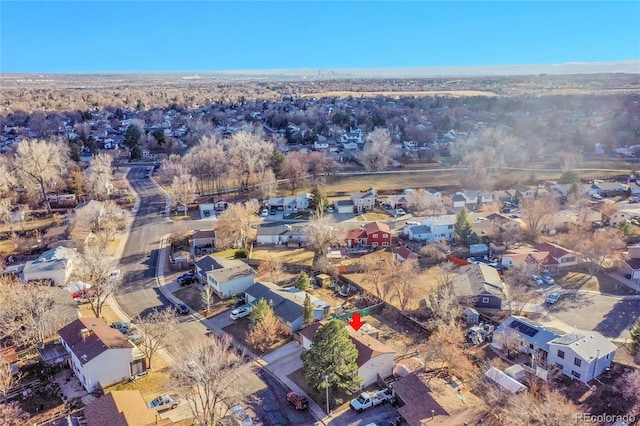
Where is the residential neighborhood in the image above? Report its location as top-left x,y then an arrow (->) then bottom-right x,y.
0,72 -> 639,426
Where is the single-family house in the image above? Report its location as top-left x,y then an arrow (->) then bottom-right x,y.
58,318 -> 145,392
264,193 -> 312,212
350,188 -> 377,213
244,282 -> 330,332
255,222 -> 307,246
396,246 -> 418,262
547,331 -> 617,383
299,320 -> 395,387
22,246 -> 77,285
492,316 -> 561,361
83,390 -> 166,426
313,140 -> 329,150
345,222 -> 392,248
619,257 -> 640,281
341,128 -> 364,146
452,264 -> 506,309
362,222 -> 392,247
191,229 -> 216,253
421,215 -> 456,241
515,187 -> 537,202
194,255 -> 255,299
404,224 -> 431,242
451,192 -> 468,209
590,181 -> 629,197
463,190 -> 493,208
530,242 -> 579,272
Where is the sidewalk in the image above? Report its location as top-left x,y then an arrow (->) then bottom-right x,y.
153,234 -> 329,424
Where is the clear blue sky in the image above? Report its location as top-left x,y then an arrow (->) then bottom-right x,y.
1,1 -> 639,73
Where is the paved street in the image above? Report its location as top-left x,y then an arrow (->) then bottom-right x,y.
114,166 -> 323,425
546,291 -> 640,341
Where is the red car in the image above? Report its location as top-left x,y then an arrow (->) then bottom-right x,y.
286,392 -> 309,410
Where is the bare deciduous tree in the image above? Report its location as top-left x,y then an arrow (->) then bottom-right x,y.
85,153 -> 113,200
246,310 -> 284,353
201,285 -> 215,314
256,255 -> 284,284
302,213 -> 342,258
14,139 -> 69,214
215,202 -> 258,249
359,128 -> 394,171
0,156 -> 16,197
423,322 -> 477,381
386,257 -> 419,311
169,336 -> 248,426
562,227 -> 624,277
71,247 -> 120,318
0,357 -> 21,397
359,257 -> 389,299
282,151 -> 308,195
423,262 -> 461,325
158,154 -> 185,184
134,307 -> 177,369
520,193 -> 559,240
73,200 -> 125,250
502,265 -> 537,315
171,172 -> 198,215
227,130 -> 274,192
0,401 -> 29,425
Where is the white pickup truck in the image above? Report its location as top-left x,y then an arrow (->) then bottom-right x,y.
147,394 -> 180,411
349,389 -> 395,413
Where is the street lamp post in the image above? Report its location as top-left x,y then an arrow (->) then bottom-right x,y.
324,374 -> 330,415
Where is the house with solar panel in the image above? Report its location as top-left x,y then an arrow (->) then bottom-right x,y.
492,316 -> 616,383
492,316 -> 561,362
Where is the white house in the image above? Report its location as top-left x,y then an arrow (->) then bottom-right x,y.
313,140 -> 329,150
299,320 -> 395,387
58,318 -> 145,392
350,188 -> 377,213
264,193 -> 312,212
421,215 -> 456,241
404,224 -> 431,242
255,223 -> 307,246
194,255 -> 255,299
22,246 -> 77,285
547,331 -> 617,384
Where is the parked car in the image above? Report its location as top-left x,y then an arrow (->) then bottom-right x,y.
541,275 -> 555,285
286,392 -> 309,410
546,292 -> 560,304
349,389 -> 395,413
625,273 -> 633,280
327,206 -> 334,213
261,208 -> 269,217
147,394 -> 180,411
175,303 -> 189,315
230,306 -> 251,320
532,275 -> 545,286
630,197 -> 640,204
229,405 -> 253,426
395,209 -> 406,216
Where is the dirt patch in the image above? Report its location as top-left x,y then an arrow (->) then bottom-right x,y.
250,247 -> 315,266
172,284 -> 235,317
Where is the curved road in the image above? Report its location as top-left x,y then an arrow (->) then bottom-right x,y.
116,166 -> 210,349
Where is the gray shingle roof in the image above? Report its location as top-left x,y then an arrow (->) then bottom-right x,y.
245,282 -> 329,323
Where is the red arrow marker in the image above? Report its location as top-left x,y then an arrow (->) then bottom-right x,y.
349,313 -> 365,331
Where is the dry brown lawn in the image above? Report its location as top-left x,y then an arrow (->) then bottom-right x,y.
250,246 -> 315,265
355,212 -> 392,221
344,265 -> 442,310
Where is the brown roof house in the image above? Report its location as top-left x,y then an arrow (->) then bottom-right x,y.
84,390 -> 171,426
299,321 -> 396,387
58,318 -> 146,393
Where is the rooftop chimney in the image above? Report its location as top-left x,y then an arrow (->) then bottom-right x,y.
80,328 -> 92,341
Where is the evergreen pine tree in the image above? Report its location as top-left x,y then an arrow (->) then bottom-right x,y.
301,319 -> 362,396
455,207 -> 474,243
303,294 -> 314,326
296,271 -> 311,292
309,185 -> 329,213
250,298 -> 274,324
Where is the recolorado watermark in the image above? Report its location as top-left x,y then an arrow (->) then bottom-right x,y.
575,413 -> 636,424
